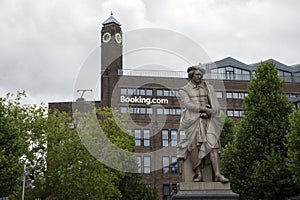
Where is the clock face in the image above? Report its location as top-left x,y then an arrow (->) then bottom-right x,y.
102,32 -> 111,43
115,33 -> 122,44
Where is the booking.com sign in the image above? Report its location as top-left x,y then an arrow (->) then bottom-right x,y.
120,95 -> 169,105
72,28 -> 225,173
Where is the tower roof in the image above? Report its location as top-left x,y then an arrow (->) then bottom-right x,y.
102,12 -> 121,26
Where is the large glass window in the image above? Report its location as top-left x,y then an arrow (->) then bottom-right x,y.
162,130 -> 169,147
227,110 -> 243,117
144,156 -> 151,174
146,89 -> 153,96
134,129 -> 151,146
157,108 -> 181,115
163,184 -> 170,200
163,90 -> 169,96
157,89 -> 163,96
216,91 -> 223,99
232,92 -> 238,99
162,156 -> 170,174
157,108 -> 163,115
226,92 -> 248,99
137,156 -> 142,173
211,67 -> 251,80
227,110 -> 233,117
121,88 -> 153,96
126,106 -> 153,114
120,106 -> 127,113
121,88 -> 127,95
226,92 -> 232,99
144,129 -> 150,146
171,157 -> 178,173
171,130 -> 178,147
179,130 -> 186,140
135,129 -> 141,146
156,89 -> 179,97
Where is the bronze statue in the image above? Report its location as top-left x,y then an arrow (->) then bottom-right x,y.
177,65 -> 229,183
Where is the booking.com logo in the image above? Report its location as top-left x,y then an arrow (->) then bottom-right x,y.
120,95 -> 168,105
72,28 -> 226,173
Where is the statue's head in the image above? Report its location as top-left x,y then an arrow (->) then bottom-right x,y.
187,65 -> 206,79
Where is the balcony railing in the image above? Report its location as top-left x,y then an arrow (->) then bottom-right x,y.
118,69 -> 300,83
118,69 -> 187,78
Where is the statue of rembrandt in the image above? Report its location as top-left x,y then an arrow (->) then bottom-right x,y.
177,65 -> 229,183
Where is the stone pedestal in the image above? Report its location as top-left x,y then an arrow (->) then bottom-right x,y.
173,182 -> 239,200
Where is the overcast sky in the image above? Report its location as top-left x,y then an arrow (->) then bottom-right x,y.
1,0 -> 299,105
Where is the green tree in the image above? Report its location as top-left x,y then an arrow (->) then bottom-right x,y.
286,108 -> 300,194
220,115 -> 235,149
0,93 -> 157,199
118,173 -> 158,200
0,94 -> 24,197
0,92 -> 46,198
32,106 -> 157,199
222,62 -> 293,200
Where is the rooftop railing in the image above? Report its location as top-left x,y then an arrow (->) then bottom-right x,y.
118,69 -> 300,83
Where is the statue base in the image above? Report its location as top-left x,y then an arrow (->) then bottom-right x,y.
173,182 -> 239,200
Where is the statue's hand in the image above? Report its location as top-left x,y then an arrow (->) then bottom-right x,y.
204,108 -> 214,117
200,113 -> 209,118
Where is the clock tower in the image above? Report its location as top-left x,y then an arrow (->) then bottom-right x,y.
100,12 -> 123,107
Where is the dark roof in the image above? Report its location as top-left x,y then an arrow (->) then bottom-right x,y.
102,13 -> 121,26
291,64 -> 300,73
211,57 -> 251,71
250,58 -> 293,72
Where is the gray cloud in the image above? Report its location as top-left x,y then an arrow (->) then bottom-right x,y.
0,0 -> 299,104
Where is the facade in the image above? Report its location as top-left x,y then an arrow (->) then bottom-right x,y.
49,14 -> 300,200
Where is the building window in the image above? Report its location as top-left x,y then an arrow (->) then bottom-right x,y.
179,130 -> 186,140
134,129 -> 151,146
163,184 -> 171,200
121,88 -> 127,95
226,91 -> 248,99
157,89 -> 179,97
120,88 -> 153,96
162,130 -> 169,147
163,90 -> 169,96
171,130 -> 178,147
232,92 -> 239,99
128,88 -> 134,95
227,110 -> 243,117
144,129 -> 150,146
216,91 -> 223,99
157,108 -> 163,115
162,156 -> 170,174
211,67 -> 251,80
146,89 -> 153,96
120,106 -> 127,113
157,89 -> 163,96
121,106 -> 153,115
144,156 -> 151,174
157,108 -> 181,115
171,156 -> 178,173
226,92 -> 233,99
129,107 -> 153,115
137,156 -> 142,173
278,70 -> 292,82
135,129 -> 141,146
227,110 -> 234,117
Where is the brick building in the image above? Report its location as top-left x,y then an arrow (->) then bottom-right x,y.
49,14 -> 300,200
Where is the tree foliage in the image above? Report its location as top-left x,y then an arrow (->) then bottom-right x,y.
220,115 -> 235,149
0,94 -> 157,199
0,92 -> 46,198
286,108 -> 300,191
0,93 -> 24,197
222,62 -> 294,200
